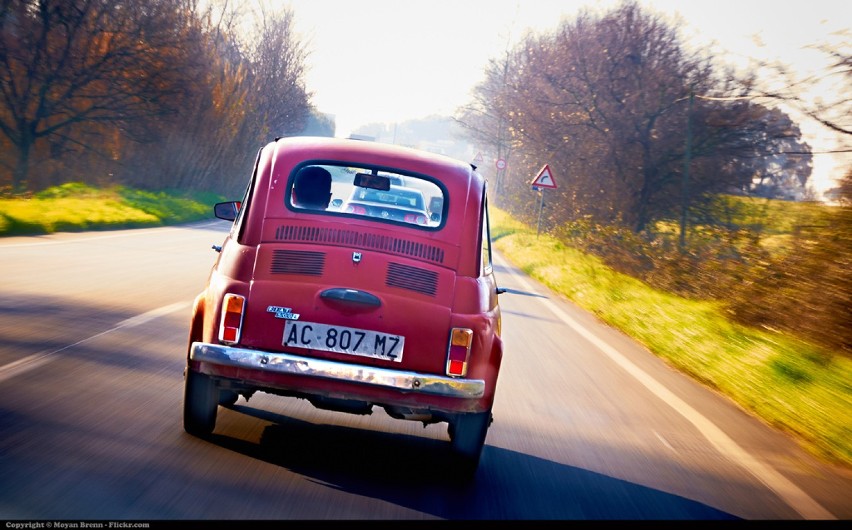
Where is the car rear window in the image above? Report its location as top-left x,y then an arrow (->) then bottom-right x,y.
287,162 -> 446,229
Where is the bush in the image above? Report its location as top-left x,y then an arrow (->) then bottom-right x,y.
726,204 -> 851,356
543,192 -> 850,358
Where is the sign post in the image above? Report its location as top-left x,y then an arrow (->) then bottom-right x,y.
530,164 -> 557,236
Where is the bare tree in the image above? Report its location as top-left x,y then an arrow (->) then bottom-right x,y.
749,40 -> 852,202
460,0 -> 812,233
722,106 -> 812,200
759,40 -> 851,138
59,0 -> 313,196
455,47 -> 518,196
492,1 -> 722,231
119,0 -> 258,192
246,4 -> 310,138
0,0 -> 200,191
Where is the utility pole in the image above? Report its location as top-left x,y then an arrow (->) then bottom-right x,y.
679,90 -> 694,250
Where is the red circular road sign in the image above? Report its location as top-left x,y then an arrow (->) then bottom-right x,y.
495,158 -> 506,170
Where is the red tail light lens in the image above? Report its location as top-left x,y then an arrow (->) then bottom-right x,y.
446,328 -> 473,377
219,293 -> 245,344
404,213 -> 428,225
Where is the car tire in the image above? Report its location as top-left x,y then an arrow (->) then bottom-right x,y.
218,389 -> 239,406
448,410 -> 491,477
183,368 -> 218,436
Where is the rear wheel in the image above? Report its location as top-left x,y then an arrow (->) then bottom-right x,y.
183,368 -> 218,436
448,410 -> 492,478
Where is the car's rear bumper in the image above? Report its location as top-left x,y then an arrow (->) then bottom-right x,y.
189,342 -> 485,399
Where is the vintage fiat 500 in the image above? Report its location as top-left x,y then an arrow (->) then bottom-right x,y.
184,136 -> 504,474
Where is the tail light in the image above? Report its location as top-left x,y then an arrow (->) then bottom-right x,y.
404,213 -> 428,225
446,328 -> 473,377
219,293 -> 245,344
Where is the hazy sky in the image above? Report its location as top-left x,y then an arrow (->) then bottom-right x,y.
278,0 -> 850,192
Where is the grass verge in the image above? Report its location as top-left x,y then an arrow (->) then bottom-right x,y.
0,183 -> 222,236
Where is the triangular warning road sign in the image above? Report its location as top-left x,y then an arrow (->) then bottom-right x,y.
531,164 -> 557,189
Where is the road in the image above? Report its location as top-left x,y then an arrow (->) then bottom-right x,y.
1,222 -> 850,520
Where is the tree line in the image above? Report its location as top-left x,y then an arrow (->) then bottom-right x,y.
0,0 -> 331,195
455,0 -> 850,355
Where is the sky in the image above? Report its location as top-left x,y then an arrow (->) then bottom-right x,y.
276,0 -> 851,194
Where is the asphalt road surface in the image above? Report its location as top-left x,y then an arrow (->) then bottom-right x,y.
1,222 -> 850,520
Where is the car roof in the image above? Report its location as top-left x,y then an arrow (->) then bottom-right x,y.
271,136 -> 476,183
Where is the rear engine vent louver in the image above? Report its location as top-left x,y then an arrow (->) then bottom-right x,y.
271,250 -> 325,275
275,225 -> 444,264
386,263 -> 438,296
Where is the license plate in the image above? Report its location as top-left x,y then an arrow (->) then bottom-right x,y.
283,321 -> 404,362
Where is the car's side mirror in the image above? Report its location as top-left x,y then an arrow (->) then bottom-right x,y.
214,201 -> 240,221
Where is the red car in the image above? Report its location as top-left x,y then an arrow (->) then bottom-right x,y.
184,136 -> 505,475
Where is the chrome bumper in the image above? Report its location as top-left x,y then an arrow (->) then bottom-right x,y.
190,342 -> 485,399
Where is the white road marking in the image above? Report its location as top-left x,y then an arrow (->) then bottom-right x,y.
495,253 -> 835,520
653,430 -> 675,452
0,301 -> 190,383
